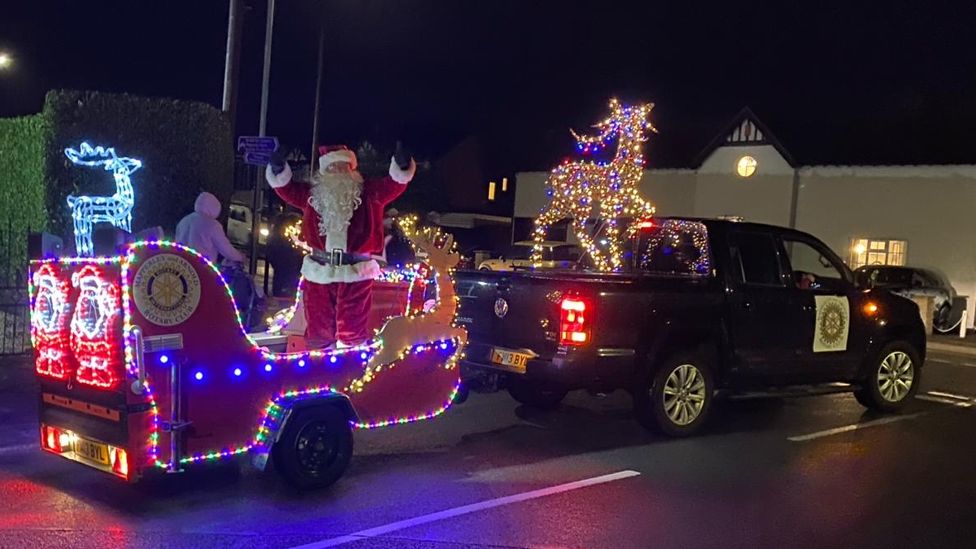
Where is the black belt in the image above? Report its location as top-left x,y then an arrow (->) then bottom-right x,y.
309,248 -> 372,266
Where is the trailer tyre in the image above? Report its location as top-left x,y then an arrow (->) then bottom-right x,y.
634,352 -> 714,437
273,405 -> 353,490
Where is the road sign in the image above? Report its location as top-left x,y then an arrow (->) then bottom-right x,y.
243,151 -> 274,165
238,136 -> 279,166
237,136 -> 279,154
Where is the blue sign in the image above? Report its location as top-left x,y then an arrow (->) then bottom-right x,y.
237,136 -> 279,154
244,151 -> 274,165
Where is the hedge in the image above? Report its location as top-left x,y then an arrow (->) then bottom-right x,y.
0,114 -> 50,269
43,90 -> 234,240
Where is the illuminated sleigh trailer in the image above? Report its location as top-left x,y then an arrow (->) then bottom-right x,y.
30,227 -> 468,489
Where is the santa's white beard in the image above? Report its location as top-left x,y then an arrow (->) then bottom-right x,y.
308,170 -> 364,237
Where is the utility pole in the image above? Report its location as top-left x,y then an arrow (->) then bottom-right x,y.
249,0 -> 276,275
221,0 -> 244,128
310,24 -> 326,169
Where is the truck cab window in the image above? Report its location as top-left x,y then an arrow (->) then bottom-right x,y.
782,238 -> 846,291
729,232 -> 783,286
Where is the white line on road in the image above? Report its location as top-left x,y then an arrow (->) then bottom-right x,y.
288,470 -> 642,549
788,413 -> 926,442
926,358 -> 952,364
917,395 -> 974,408
0,443 -> 37,456
926,390 -> 975,401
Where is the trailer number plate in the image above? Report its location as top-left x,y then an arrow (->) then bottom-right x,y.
75,438 -> 110,466
491,348 -> 531,373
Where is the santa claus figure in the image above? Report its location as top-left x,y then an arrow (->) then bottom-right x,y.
266,145 -> 415,348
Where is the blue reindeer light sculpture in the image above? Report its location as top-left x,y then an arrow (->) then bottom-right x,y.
64,142 -> 142,256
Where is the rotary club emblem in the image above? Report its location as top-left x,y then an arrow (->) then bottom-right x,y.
133,254 -> 201,327
814,295 -> 850,352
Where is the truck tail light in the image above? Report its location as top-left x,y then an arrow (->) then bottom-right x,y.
560,296 -> 590,346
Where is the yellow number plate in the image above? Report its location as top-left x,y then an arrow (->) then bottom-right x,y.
74,437 -> 110,466
490,348 -> 532,373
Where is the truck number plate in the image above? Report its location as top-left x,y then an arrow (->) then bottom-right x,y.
75,438 -> 110,466
491,348 -> 531,373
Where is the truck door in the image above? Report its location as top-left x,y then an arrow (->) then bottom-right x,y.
778,235 -> 864,380
726,231 -> 810,381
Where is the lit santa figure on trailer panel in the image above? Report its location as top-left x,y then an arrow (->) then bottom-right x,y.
266,144 -> 416,349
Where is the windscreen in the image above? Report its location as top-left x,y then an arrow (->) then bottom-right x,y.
633,220 -> 712,276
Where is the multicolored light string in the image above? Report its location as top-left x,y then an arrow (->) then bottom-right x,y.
33,232 -> 467,471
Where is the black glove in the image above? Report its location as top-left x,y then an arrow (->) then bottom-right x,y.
394,141 -> 412,171
269,148 -> 288,175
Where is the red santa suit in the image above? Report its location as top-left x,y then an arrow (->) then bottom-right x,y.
266,148 -> 415,346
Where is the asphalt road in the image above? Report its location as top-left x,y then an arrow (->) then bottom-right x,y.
2,350 -> 976,549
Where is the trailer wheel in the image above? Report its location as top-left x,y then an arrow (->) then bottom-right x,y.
273,405 -> 353,490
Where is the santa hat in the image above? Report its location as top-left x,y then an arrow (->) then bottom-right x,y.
318,145 -> 357,173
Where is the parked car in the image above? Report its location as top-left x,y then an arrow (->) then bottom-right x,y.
455,218 -> 925,436
478,242 -> 582,271
854,265 -> 956,330
227,202 -> 269,248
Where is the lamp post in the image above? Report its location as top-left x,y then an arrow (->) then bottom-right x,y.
249,0 -> 276,275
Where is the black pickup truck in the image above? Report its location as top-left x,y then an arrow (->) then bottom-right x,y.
456,218 -> 926,436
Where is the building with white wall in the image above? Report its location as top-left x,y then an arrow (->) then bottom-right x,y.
514,108 -> 976,325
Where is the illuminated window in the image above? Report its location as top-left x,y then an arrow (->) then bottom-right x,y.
487,181 -> 496,201
849,238 -> 908,268
736,155 -> 757,177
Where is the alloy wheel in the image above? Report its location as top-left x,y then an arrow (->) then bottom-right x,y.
877,351 -> 914,403
662,364 -> 707,426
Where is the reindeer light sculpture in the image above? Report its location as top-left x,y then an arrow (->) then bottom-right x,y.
64,142 -> 142,256
531,99 -> 657,271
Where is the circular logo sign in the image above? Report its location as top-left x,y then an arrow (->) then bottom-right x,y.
133,254 -> 201,326
818,300 -> 848,347
494,298 -> 509,318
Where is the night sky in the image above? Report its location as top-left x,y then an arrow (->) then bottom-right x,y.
2,1 -> 974,170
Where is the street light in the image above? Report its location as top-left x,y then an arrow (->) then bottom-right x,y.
0,51 -> 12,70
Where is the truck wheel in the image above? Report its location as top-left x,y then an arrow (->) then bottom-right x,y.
507,378 -> 567,410
634,354 -> 714,436
273,406 -> 353,490
854,342 -> 921,412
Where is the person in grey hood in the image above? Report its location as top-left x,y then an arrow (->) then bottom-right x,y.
175,192 -> 246,263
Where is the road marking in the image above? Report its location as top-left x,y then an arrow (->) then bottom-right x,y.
926,390 -> 975,401
288,470 -> 642,549
917,395 -> 974,408
788,413 -> 926,442
926,358 -> 952,364
0,443 -> 37,456
962,363 -> 976,368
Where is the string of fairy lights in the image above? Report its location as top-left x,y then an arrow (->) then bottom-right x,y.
29,227 -> 468,471
531,99 -> 657,272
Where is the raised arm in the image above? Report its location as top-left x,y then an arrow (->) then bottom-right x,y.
364,157 -> 416,205
265,163 -> 311,209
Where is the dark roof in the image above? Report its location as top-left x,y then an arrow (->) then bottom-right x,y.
692,108 -> 796,167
